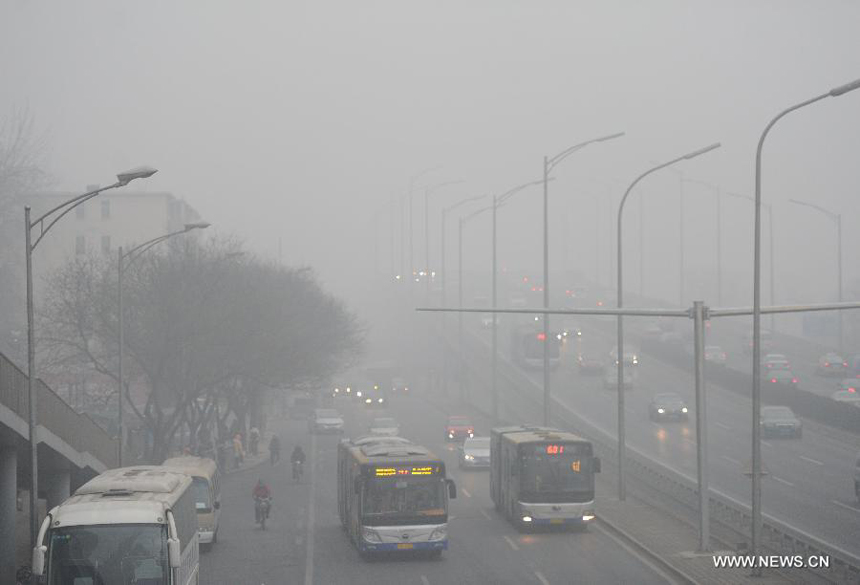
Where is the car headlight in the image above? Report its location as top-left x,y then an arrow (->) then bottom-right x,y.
365,398 -> 372,404
362,527 -> 382,543
428,526 -> 447,541
334,388 -> 340,393
657,408 -> 665,414
582,514 -> 595,522
356,391 -> 362,397
378,398 -> 384,403
448,432 -> 454,438
522,516 -> 533,522
632,358 -> 638,364
681,407 -> 688,413
464,454 -> 475,461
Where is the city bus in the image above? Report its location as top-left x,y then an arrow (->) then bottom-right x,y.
490,426 -> 600,530
511,324 -> 561,369
32,466 -> 199,585
337,439 -> 456,557
162,456 -> 221,550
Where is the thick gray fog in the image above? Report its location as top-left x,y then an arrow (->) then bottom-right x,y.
2,0 -> 860,309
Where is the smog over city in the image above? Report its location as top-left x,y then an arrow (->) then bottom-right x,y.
1,2 -> 859,584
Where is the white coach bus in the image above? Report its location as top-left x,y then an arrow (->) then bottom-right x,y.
32,466 -> 199,585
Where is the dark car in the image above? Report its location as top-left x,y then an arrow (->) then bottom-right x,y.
445,415 -> 474,442
817,353 -> 849,376
648,393 -> 689,422
760,406 -> 802,439
765,369 -> 798,388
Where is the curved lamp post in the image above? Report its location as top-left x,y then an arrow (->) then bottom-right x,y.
616,144 -> 720,501
116,222 -> 211,465
24,166 -> 157,546
749,77 -> 860,571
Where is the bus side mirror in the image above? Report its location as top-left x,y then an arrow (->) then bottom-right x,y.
214,501 -> 221,510
168,538 -> 182,569
354,478 -> 361,495
593,457 -> 601,473
446,479 -> 457,499
32,545 -> 47,576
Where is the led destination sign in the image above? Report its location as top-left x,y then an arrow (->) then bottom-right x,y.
373,465 -> 439,477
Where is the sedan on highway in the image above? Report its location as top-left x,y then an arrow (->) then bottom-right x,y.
390,376 -> 409,395
445,415 -> 475,441
760,406 -> 802,439
459,436 -> 490,469
609,346 -> 640,366
603,367 -> 634,390
308,408 -> 345,434
577,353 -> 604,374
763,354 -> 791,370
368,417 -> 400,436
704,345 -> 727,367
648,393 -> 689,422
765,369 -> 799,388
830,390 -> 860,405
836,379 -> 859,393
817,353 -> 849,376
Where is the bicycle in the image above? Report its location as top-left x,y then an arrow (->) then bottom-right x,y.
292,459 -> 304,482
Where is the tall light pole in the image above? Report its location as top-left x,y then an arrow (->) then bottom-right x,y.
424,180 -> 465,299
788,199 -> 844,353
617,144 -> 720,501
24,166 -> 157,546
403,166 -> 441,282
117,222 -> 210,466
542,132 -> 624,425
726,192 -> 775,328
749,77 -> 860,573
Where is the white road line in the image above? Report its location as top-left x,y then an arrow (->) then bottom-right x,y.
304,431 -> 317,585
592,524 -> 681,585
420,575 -> 431,585
831,500 -> 860,515
503,535 -> 520,551
715,422 -> 732,431
800,455 -> 824,466
462,487 -> 472,498
721,455 -> 740,465
772,476 -> 794,487
534,570 -> 550,585
479,508 -> 492,520
682,437 -> 696,446
761,441 -> 772,448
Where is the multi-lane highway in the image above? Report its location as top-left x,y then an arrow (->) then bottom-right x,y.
201,387 -> 674,585
462,311 -> 860,559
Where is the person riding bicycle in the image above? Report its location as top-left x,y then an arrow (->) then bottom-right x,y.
253,479 -> 272,500
291,445 -> 306,480
269,434 -> 281,465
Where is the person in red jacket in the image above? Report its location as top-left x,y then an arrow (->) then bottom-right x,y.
252,479 -> 271,500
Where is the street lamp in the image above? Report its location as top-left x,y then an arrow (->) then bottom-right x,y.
788,199 -> 844,353
402,166 -> 441,281
616,144 -> 720,501
750,77 -> 860,573
542,133 -> 624,426
24,166 -> 157,546
424,180 -> 465,298
116,222 -> 211,466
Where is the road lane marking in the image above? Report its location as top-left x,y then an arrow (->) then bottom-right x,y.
772,476 -> 794,487
503,535 -> 520,551
535,570 -> 550,585
592,523 -> 681,585
831,500 -> 860,515
479,508 -> 492,520
721,455 -> 740,465
304,431 -> 317,585
715,422 -> 732,431
420,575 -> 430,585
800,456 -> 823,466
761,441 -> 772,448
462,487 -> 472,498
682,437 -> 696,446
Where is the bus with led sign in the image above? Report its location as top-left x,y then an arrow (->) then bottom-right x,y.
337,438 -> 456,557
490,426 -> 600,530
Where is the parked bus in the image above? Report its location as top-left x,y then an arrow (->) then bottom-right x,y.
32,466 -> 199,585
162,456 -> 221,550
511,324 -> 561,369
490,426 -> 600,530
337,439 -> 456,557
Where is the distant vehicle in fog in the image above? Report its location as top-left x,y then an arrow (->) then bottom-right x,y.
332,384 -> 354,399
648,393 -> 689,422
391,376 -> 409,394
765,369 -> 799,387
308,408 -> 345,433
459,436 -> 490,469
704,345 -> 727,367
609,346 -> 639,366
760,406 -> 802,439
445,415 -> 474,441
817,353 -> 849,376
362,384 -> 387,407
369,417 -> 400,436
577,353 -> 604,374
836,379 -> 859,393
763,353 -> 791,370
511,324 -> 561,369
830,390 -> 860,404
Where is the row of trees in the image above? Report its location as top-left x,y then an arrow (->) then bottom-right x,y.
39,238 -> 363,462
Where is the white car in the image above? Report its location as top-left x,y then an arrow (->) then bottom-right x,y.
369,417 -> 400,436
459,437 -> 490,469
308,408 -> 344,433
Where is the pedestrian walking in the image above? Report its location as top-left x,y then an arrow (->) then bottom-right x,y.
269,434 -> 281,465
232,433 -> 245,469
249,426 -> 260,456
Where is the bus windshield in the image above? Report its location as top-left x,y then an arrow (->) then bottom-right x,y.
191,477 -> 212,512
48,524 -> 168,585
362,477 -> 446,524
520,443 -> 594,495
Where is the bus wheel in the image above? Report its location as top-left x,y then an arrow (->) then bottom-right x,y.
428,549 -> 442,560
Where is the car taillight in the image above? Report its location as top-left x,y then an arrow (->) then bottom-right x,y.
770,378 -> 777,383
824,362 -> 830,367
849,388 -> 856,393
844,362 -> 849,367
792,378 -> 798,384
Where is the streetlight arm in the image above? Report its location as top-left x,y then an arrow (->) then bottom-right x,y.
787,198 -> 838,220
462,204 -> 493,223
31,182 -> 122,249
444,194 -> 486,215
546,132 -> 625,173
497,179 -> 546,206
122,223 -> 210,270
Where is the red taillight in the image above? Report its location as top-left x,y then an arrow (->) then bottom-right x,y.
792,378 -> 798,384
848,388 -> 856,393
770,378 -> 777,383
843,362 -> 849,367
597,301 -> 603,307
824,362 -> 830,367
537,333 -> 546,341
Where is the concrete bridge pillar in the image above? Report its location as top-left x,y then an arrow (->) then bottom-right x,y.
45,466 -> 71,511
0,447 -> 17,585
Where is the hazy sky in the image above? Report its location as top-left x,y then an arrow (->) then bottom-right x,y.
2,0 -> 860,309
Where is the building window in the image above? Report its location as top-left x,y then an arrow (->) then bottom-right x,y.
75,235 -> 86,255
101,235 -> 111,255
76,203 -> 86,220
101,199 -> 111,220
